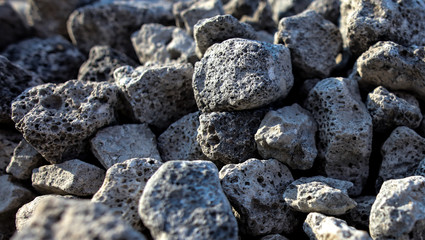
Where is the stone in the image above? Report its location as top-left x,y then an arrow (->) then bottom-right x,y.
157,112 -> 207,161
11,80 -> 118,163
340,0 -> 425,57
12,197 -> 147,240
370,176 -> 425,240
0,1 -> 30,51
6,140 -> 45,180
304,212 -> 372,240
78,45 -> 137,82
139,160 -> 238,240
193,14 -> 257,58
224,0 -> 260,19
32,159 -> 105,196
415,158 -> 425,177
92,158 -> 162,231
366,86 -> 422,132
255,104 -> 317,170
306,0 -> 340,24
274,10 -> 342,79
90,124 -> 161,169
0,128 -> 22,175
114,63 -> 197,131
268,0 -> 313,23
240,1 -> 276,33
356,41 -> 425,100
197,110 -> 264,164
193,38 -> 293,112
260,234 -> 289,240
344,195 -> 376,230
255,30 -> 274,43
305,77 -> 373,196
2,36 -> 85,84
283,176 -> 356,215
219,158 -> 301,236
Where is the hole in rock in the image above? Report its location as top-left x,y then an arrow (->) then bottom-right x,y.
41,95 -> 62,110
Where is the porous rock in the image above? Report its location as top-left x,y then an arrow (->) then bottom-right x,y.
0,129 -> 22,175
260,234 -> 289,240
274,10 -> 342,79
193,38 -> 293,112
11,80 -> 118,163
306,0 -> 340,24
255,104 -> 317,170
139,160 -> 238,240
6,140 -> 45,180
224,0 -> 260,19
2,36 -> 85,83
92,158 -> 162,231
415,158 -> 425,177
370,176 -> 425,240
220,158 -> 300,236
305,77 -> 373,196
344,195 -> 376,230
268,0 -> 313,23
32,159 -> 105,196
0,1 -> 30,51
239,1 -> 276,33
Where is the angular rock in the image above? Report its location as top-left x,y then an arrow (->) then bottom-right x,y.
92,158 -> 162,231
240,1 -> 276,33
268,0 -> 313,23
11,80 -> 118,163
340,0 -> 425,57
2,36 -> 85,83
32,159 -> 105,196
344,195 -> 376,230
370,176 -> 425,240
306,0 -> 340,24
415,158 -> 425,177
283,176 -> 356,215
90,124 -> 161,169
255,104 -> 317,170
275,10 -> 342,79
6,140 -> 45,180
193,38 -> 293,112
305,77 -> 373,196
114,63 -> 197,131
139,160 -> 238,240
0,1 -> 30,51
260,234 -> 289,240
197,110 -> 264,164
12,197 -> 146,240
220,158 -> 300,236
304,212 -> 372,240
0,129 -> 22,175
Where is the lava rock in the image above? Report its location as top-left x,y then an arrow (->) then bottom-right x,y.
0,129 -> 22,175
260,234 -> 290,240
224,0 -> 260,19
0,1 -> 30,51
268,0 -> 313,23
239,1 -> 276,33
6,140 -> 45,180
344,195 -> 376,230
306,0 -> 340,24
415,158 -> 425,177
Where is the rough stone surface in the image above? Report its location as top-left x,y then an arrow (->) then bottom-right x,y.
90,124 -> 161,169
193,38 -> 293,112
11,80 -> 118,163
32,159 -> 105,196
260,234 -> 289,240
114,63 -> 197,131
139,160 -> 238,240
12,197 -> 147,240
193,14 -> 256,58
92,158 -> 162,231
78,45 -> 137,83
2,36 -> 85,83
370,176 -> 425,240
239,1 -> 276,33
304,212 -> 372,240
274,10 -> 342,79
197,110 -> 264,164
268,0 -> 313,23
255,104 -> 317,170
357,41 -> 425,100
344,195 -> 376,230
415,158 -> 425,177
6,140 -> 45,180
305,77 -> 373,196
306,0 -> 340,24
284,176 -> 356,215
0,1 -> 30,51
157,112 -> 207,161
340,0 -> 425,57
224,0 -> 260,19
0,129 -> 22,175
220,158 -> 300,236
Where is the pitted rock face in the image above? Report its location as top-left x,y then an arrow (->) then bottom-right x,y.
416,158 -> 425,177
6,139 -> 45,180
193,38 -> 293,112
11,80 -> 118,163
344,195 -> 376,230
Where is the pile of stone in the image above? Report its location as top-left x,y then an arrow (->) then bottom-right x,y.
1,0 -> 425,239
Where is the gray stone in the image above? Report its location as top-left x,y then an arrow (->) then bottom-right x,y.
32,159 -> 105,196
0,1 -> 30,51
240,1 -> 276,33
268,0 -> 313,23
344,195 -> 376,230
11,80 -> 118,163
193,14 -> 257,58
255,30 -> 274,44
139,160 -> 238,240
260,234 -> 289,240
224,0 -> 260,19
304,212 -> 372,240
220,158 -> 300,236
114,63 -> 197,131
193,38 -> 293,112
306,0 -> 340,24
90,124 -> 161,169
0,129 -> 22,175
284,176 -> 356,215
305,77 -> 373,196
92,158 -> 162,231
340,0 -> 425,57
6,140 -> 45,180
274,10 -> 342,79
255,104 -> 317,170
197,110 -> 264,164
415,158 -> 425,177
366,86 -> 422,132
2,36 -> 85,84
370,176 -> 425,240
12,197 -> 146,240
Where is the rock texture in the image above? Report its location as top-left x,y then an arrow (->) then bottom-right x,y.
344,195 -> 376,230
6,140 -> 45,180
415,158 -> 425,177
268,0 -> 313,23
306,0 -> 340,24
193,38 -> 293,112
0,1 -> 30,51
0,129 -> 22,175
260,234 -> 289,240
